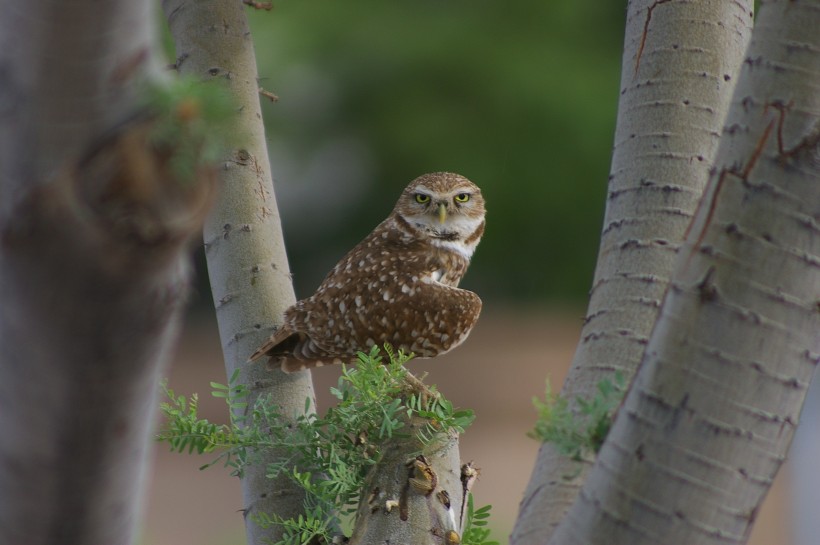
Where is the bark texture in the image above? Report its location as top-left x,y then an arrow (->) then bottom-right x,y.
0,2 -> 212,545
550,1 -> 820,543
162,1 -> 316,543
513,1 -> 753,542
349,418 -> 466,545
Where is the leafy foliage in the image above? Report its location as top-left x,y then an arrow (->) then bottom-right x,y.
143,77 -> 234,182
159,346 -> 488,544
529,372 -> 626,461
461,494 -> 499,545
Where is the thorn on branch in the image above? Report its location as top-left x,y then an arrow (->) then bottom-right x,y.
243,0 -> 273,9
459,461 -> 479,528
437,489 -> 451,509
258,87 -> 279,102
167,53 -> 189,72
407,455 -> 438,496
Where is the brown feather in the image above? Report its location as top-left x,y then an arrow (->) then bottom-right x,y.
247,172 -> 485,372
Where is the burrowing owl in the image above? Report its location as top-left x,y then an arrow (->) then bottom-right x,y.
250,172 -> 485,372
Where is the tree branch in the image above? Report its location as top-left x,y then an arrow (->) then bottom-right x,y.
512,1 -> 753,541
549,1 -> 820,542
162,1 -> 317,543
0,2 -> 213,544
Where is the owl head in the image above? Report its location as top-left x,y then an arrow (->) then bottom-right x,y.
392,172 -> 486,257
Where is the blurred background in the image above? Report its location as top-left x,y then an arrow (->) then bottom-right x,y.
146,1 -> 801,544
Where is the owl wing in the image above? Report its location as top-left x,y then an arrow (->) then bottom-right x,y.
247,323 -> 298,362
289,271 -> 482,364
250,224 -> 481,372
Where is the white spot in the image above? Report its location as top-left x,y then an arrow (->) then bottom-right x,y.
339,301 -> 346,313
401,284 -> 411,294
447,505 -> 457,529
328,319 -> 335,327
383,291 -> 391,301
358,259 -> 365,267
422,270 -> 445,285
355,295 -> 363,307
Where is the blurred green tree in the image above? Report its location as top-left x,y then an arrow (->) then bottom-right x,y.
243,1 -> 626,304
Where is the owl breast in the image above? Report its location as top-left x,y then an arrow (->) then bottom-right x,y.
281,219 -> 477,363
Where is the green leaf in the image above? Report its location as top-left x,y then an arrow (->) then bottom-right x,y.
159,346 -> 480,543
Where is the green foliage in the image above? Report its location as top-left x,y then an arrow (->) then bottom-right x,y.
529,372 -> 626,462
253,506 -> 332,545
158,369 -> 257,473
143,77 -> 234,182
159,346 -> 487,544
461,494 -> 499,545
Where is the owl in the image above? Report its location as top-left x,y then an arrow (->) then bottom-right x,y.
249,172 -> 486,372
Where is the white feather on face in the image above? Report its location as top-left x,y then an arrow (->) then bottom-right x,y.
249,172 -> 486,372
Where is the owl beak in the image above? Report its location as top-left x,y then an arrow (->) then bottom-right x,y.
437,202 -> 447,224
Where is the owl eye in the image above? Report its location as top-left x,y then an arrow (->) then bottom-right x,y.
454,193 -> 471,203
414,193 -> 431,204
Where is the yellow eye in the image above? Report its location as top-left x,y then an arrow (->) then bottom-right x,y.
454,193 -> 470,203
414,193 -> 431,204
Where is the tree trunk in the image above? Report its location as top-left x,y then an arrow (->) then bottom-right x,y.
0,2 -> 212,545
349,418 -> 466,545
513,1 -> 752,542
549,1 -> 820,542
162,2 -> 317,544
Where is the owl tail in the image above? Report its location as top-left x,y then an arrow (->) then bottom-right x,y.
247,326 -> 297,362
248,328 -> 339,373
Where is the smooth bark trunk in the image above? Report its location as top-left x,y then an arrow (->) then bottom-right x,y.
0,1 -> 212,544
513,1 -> 752,542
162,2 -> 317,543
550,1 -> 820,542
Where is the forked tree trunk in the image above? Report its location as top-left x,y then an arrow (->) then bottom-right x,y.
548,1 -> 820,543
0,1 -> 213,544
513,1 -> 753,542
162,2 -> 317,544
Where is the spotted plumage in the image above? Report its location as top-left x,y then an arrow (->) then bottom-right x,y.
250,172 -> 486,372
